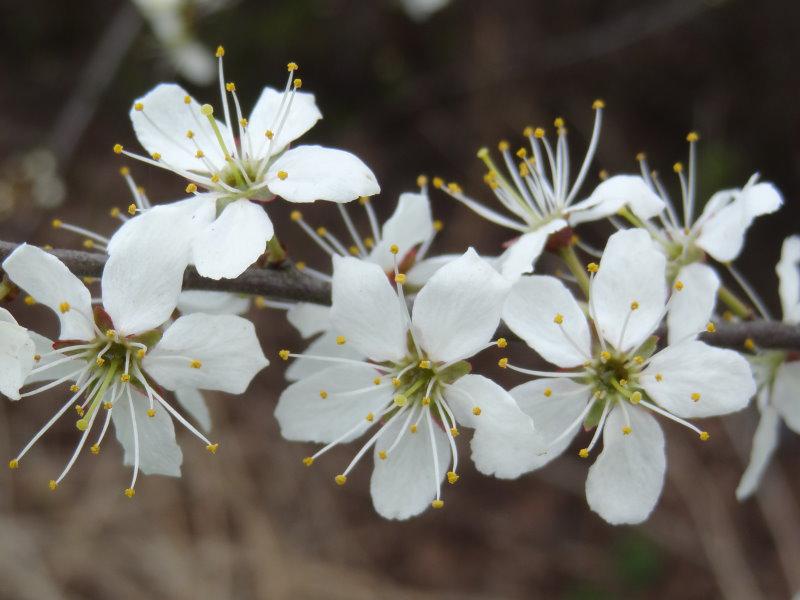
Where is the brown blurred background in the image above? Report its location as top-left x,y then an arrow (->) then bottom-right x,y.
0,0 -> 799,598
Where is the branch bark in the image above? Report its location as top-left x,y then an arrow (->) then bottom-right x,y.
1,241 -> 797,351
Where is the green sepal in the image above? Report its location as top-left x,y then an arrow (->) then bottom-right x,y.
583,398 -> 605,430
131,329 -> 163,350
632,335 -> 659,361
438,360 -> 471,384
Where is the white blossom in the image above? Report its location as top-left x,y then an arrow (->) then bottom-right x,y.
0,308 -> 36,401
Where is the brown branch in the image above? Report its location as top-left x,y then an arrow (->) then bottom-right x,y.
1,240 -> 798,351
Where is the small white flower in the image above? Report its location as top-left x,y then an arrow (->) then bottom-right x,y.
736,235 -> 800,499
275,249 -> 533,519
500,229 -> 755,525
111,50 -> 379,279
436,103 -> 664,280
0,307 -> 36,400
2,244 -> 267,494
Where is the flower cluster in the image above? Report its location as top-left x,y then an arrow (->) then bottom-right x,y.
0,47 -> 791,528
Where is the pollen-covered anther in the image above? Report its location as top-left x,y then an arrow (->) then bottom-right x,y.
553,117 -> 565,129
373,377 -> 381,386
515,147 -> 527,159
33,354 -> 41,362
619,378 -> 628,387
366,412 -> 374,422
378,450 -> 388,460
391,377 -> 401,387
24,295 -> 36,306
498,357 -> 508,369
128,204 -> 137,216
553,313 -> 564,325
293,79 -> 302,89
544,387 -> 552,397
686,131 -> 700,142
136,348 -> 146,359
497,140 -> 510,151
622,426 -> 632,435
450,427 -> 459,437
472,406 -> 482,416
200,104 -> 214,117
410,424 -> 418,433
59,301 -> 71,313
334,474 -> 347,485
630,301 -> 639,311
277,170 -> 288,180
8,459 -> 19,469
348,245 -> 359,256
432,177 -> 444,189
287,61 -> 299,71
69,384 -> 79,392
673,162 -> 684,174
335,335 -> 346,345
496,338 -> 508,348
394,273 -> 407,284
124,488 -> 135,498
74,405 -> 84,417
586,262 -> 599,273
105,328 -> 116,339
655,373 -> 663,382
634,355 -> 644,365
51,218 -> 63,229
706,322 -> 716,333
90,444 -> 100,455
417,174 -> 428,187
431,499 -> 444,509
265,129 -> 274,140
183,95 -> 191,104
302,456 -> 314,466
316,226 -> 327,236
113,143 -> 123,154
699,431 -> 710,442
358,196 -> 370,205
630,391 -> 642,404
190,359 -> 202,369
319,390 -> 328,399
146,409 -> 156,417
103,401 -> 113,410
225,82 -> 236,92
393,394 -> 408,407
206,443 -> 219,454
691,392 -> 701,402
215,45 -> 225,57
48,480 -> 58,491
419,360 -> 431,369
578,448 -> 589,458
421,397 -> 431,406
82,239 -> 95,250
600,351 -> 611,362
390,244 -> 399,255
151,152 -> 161,161
295,261 -> 306,270
95,357 -> 105,367
433,219 -> 443,232
744,338 -> 756,351
592,99 -> 605,110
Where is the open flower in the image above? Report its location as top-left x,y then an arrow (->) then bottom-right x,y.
111,49 -> 379,279
2,244 -> 267,494
500,228 -> 755,524
736,235 -> 800,499
435,103 -> 664,280
275,248 -> 534,519
0,308 -> 36,400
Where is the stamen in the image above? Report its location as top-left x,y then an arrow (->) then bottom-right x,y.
291,211 -> 338,256
336,203 -> 367,256
638,398 -> 706,439
424,406 -> 443,504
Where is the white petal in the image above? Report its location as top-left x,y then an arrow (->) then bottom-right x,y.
330,255 -> 407,362
511,378 -> 592,470
112,388 -> 182,477
0,321 -> 35,400
246,87 -> 322,157
495,223 -> 563,281
370,409 -> 449,520
585,405 -> 665,525
405,254 -> 459,287
2,244 -> 94,341
285,330 -> 364,382
286,302 -> 331,339
130,83 -> 229,172
736,403 -> 780,500
177,290 -> 250,315
174,388 -> 212,433
143,313 -> 268,394
641,340 -> 755,418
667,263 -> 720,345
266,145 -> 380,203
568,175 -> 665,226
772,361 -> 800,434
368,191 -> 434,272
777,235 -> 800,324
446,375 -> 538,479
412,248 -> 510,363
275,364 -> 390,443
191,199 -> 273,280
592,229 -> 667,352
502,275 -> 591,368
742,181 -> 783,219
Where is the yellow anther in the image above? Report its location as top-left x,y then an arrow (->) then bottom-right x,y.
366,412 -> 374,422
496,338 -> 508,348
206,443 -> 219,454
51,218 -> 62,229
675,280 -> 684,291
498,357 -> 508,369
522,125 -> 534,137
103,402 -> 113,410
151,152 -> 161,161
636,152 -> 646,162
215,45 -> 225,57
630,391 -> 642,404
287,62 -> 299,71
472,406 -> 482,416
24,295 -> 36,306
634,355 -> 644,364
419,360 -> 431,369
622,426 -> 632,435
578,448 -> 589,458
619,378 -> 628,387
691,392 -> 701,402
120,373 -> 131,383
33,354 -> 41,362
146,408 -> 156,417
569,234 -> 580,246
69,384 -> 79,392
600,351 -> 611,362
673,162 -> 684,173
124,488 -> 135,498
190,359 -> 202,369
315,227 -> 327,237
394,273 -> 407,284
686,131 -> 700,142
544,387 -> 552,397
378,450 -> 388,460
390,244 -> 399,255
433,219 -> 443,232
417,174 -> 428,187
630,301 -> 639,311
699,431 -> 710,442
74,405 -> 84,417
518,162 -> 530,177
432,177 -> 444,189
431,499 -> 444,509
348,245 -> 359,256
498,140 -> 510,151
516,147 -> 528,159
183,95 -> 191,104
225,82 -> 236,92
133,102 -> 145,113
8,459 -> 19,469
373,377 -> 382,385
318,390 -> 328,400
82,276 -> 97,285
394,394 -> 408,407
113,143 -> 123,154
449,470 -> 462,484
136,348 -> 146,359
450,427 -> 459,437
293,78 -> 302,89
358,196 -> 369,205
364,237 -> 375,248
553,117 -> 565,128
95,357 -> 105,367
194,148 -> 205,158
185,129 -> 195,139
295,261 -> 306,270
302,456 -> 314,466
392,378 -> 401,387
655,373 -> 663,382
706,322 -> 716,333
82,239 -> 95,250
76,418 -> 88,431
592,99 -> 605,110
200,104 -> 214,116
265,129 -> 274,139
49,480 -> 58,491
554,313 -> 564,325
335,474 -> 347,485
277,170 -> 288,180
279,349 -> 290,360
335,335 -> 346,345
289,210 -> 303,223
422,397 -> 431,406
90,445 -> 100,455
744,338 -> 756,351
599,169 -> 609,180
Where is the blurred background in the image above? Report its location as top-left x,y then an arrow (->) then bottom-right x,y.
1,0 -> 799,598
